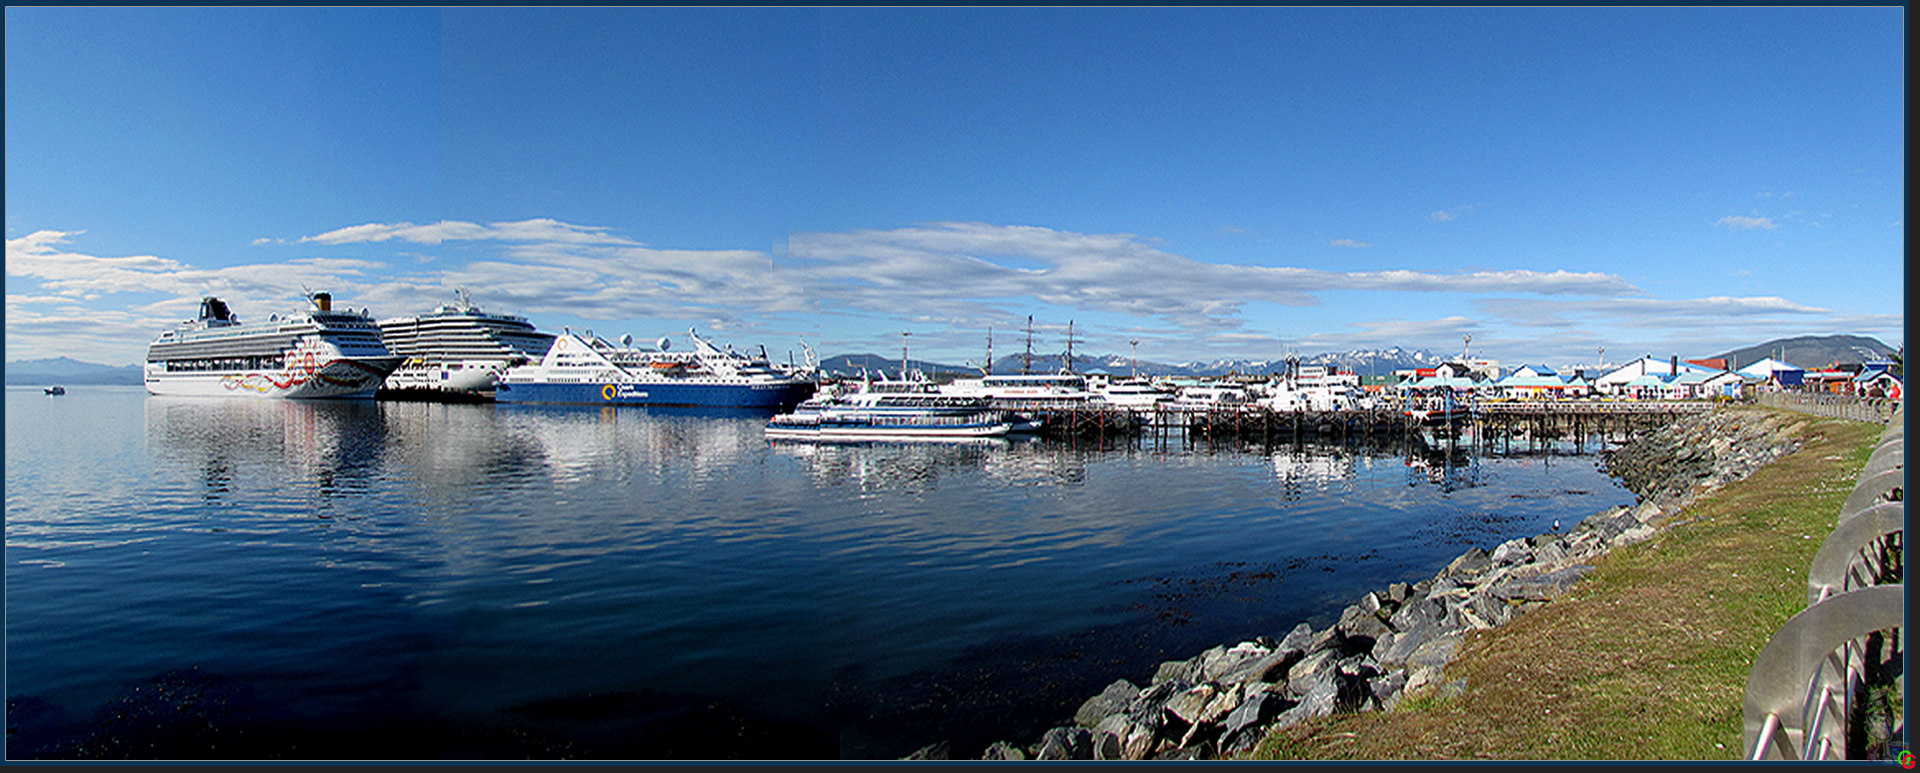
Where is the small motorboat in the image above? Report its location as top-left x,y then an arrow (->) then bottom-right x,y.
44,386 -> 66,395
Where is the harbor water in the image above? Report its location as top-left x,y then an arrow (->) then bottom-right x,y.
5,385 -> 1635,759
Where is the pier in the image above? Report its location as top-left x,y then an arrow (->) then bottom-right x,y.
1016,399 -> 1724,445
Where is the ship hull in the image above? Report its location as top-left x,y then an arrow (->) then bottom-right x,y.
492,379 -> 814,410
144,357 -> 403,399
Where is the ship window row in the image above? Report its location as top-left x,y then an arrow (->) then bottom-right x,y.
161,355 -> 285,373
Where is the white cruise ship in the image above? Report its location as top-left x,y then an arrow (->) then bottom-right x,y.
144,292 -> 403,399
376,290 -> 556,397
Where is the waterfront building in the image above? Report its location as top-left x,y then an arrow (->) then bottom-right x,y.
1736,357 -> 1808,390
1592,357 -> 1719,396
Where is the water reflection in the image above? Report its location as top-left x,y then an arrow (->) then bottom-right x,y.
144,397 -> 391,515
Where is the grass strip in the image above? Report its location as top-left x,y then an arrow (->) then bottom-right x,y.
1252,408 -> 1885,761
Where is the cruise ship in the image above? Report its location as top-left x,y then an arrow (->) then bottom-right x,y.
376,290 -> 556,397
144,292 -> 403,399
493,328 -> 816,409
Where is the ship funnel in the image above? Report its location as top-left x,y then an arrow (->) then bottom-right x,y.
313,292 -> 332,312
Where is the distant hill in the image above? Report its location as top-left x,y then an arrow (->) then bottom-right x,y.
1714,335 -> 1899,371
6,357 -> 144,386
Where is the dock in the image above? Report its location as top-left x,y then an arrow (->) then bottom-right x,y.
1011,399 -> 1725,443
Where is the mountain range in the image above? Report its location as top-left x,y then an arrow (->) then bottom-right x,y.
8,334 -> 1899,387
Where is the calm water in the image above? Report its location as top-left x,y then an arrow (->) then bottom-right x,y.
5,385 -> 1633,759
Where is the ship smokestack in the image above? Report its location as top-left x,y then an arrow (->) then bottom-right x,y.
314,292 -> 332,312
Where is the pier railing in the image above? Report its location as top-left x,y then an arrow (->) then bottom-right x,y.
1742,404 -> 1904,761
1757,392 -> 1901,425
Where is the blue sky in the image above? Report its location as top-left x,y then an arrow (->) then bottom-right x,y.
6,7 -> 1904,371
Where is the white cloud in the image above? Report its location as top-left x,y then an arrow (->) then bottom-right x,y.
1713,215 -> 1779,231
1429,204 -> 1477,223
301,219 -> 641,247
1329,238 -> 1371,248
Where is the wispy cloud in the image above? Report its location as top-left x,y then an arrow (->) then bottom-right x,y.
1429,204 -> 1477,223
1329,238 -> 1372,248
10,219 -> 1890,368
7,230 -> 385,303
1713,215 -> 1779,231
786,222 -> 1637,335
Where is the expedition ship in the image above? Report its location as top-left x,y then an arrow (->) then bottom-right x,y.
376,289 -> 556,398
144,292 -> 402,399
493,328 -> 815,410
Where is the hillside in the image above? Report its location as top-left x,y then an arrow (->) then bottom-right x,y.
5,358 -> 145,386
1714,334 -> 1898,371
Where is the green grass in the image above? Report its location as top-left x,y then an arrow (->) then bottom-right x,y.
1249,408 -> 1884,761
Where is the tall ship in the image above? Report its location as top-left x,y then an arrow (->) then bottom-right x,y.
376,289 -> 556,398
144,292 -> 403,399
493,328 -> 816,410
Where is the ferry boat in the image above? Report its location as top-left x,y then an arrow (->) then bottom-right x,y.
1169,381 -> 1258,410
493,328 -> 816,410
376,289 -> 556,397
1259,379 -> 1375,412
143,292 -> 403,399
766,380 -> 1012,440
1091,378 -> 1175,410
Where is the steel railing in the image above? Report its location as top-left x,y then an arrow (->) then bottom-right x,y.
1742,403 -> 1904,760
1758,392 -> 1902,425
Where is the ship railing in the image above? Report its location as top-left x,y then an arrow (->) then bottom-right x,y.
1742,404 -> 1903,761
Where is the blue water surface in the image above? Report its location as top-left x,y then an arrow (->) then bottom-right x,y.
5,385 -> 1633,759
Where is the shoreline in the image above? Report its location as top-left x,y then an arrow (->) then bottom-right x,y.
908,405 -> 1821,760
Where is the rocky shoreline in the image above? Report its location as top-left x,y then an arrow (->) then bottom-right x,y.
907,407 -> 1812,760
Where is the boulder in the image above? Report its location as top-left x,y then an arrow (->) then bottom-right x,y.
1153,657 -> 1201,686
979,740 -> 1026,760
1334,603 -> 1393,647
1440,547 -> 1492,579
1033,726 -> 1093,760
1200,641 -> 1275,682
1075,678 -> 1141,728
1487,564 -> 1594,603
1216,646 -> 1301,686
904,740 -> 951,760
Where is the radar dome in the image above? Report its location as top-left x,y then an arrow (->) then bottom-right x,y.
657,337 -> 672,351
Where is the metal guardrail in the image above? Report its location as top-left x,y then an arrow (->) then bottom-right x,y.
1757,392 -> 1902,424
1742,404 -> 1904,761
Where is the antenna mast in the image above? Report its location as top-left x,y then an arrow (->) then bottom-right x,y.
1023,315 -> 1033,375
1064,320 -> 1076,373
985,326 -> 993,376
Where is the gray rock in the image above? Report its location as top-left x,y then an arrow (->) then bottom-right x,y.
1033,726 -> 1093,760
1216,646 -> 1301,686
1091,714 -> 1132,760
1375,619 -> 1442,666
1387,581 -> 1411,604
1441,546 -> 1491,579
1153,657 -> 1200,685
1488,564 -> 1595,602
1076,678 -> 1141,728
1489,537 -> 1533,566
1163,682 -> 1222,726
1334,603 -> 1393,646
1278,622 -> 1316,653
1200,641 -> 1274,682
979,741 -> 1026,760
1388,595 -> 1446,633
904,740 -> 951,760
